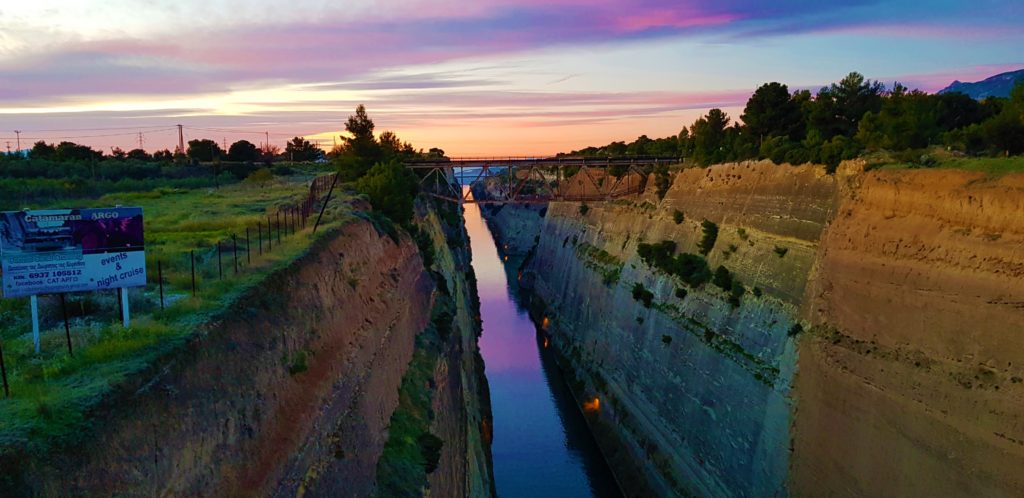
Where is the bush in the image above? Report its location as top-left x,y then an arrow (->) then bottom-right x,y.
354,160 -> 419,225
631,283 -> 654,308
417,433 -> 444,474
774,246 -> 789,258
675,287 -> 688,300
698,220 -> 719,255
672,209 -> 685,224
579,204 -> 590,215
654,164 -> 672,200
245,168 -> 274,185
712,265 -> 733,291
728,281 -> 746,308
661,335 -> 672,345
788,323 -> 804,337
637,240 -> 712,287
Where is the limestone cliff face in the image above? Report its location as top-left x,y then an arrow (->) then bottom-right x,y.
794,167 -> 1024,498
419,201 -> 496,498
481,160 -> 1024,497
4,204 -> 495,497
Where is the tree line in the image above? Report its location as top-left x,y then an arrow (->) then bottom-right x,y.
19,135 -> 327,164
565,72 -> 1024,172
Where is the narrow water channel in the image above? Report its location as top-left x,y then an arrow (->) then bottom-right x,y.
463,201 -> 622,498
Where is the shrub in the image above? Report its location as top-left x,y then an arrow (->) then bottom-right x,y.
288,350 -> 309,375
712,265 -> 733,291
774,246 -> 789,258
728,281 -> 745,308
672,209 -> 685,224
417,433 -> 444,474
752,287 -> 763,297
698,220 -> 719,255
737,228 -> 748,240
631,283 -> 654,308
637,241 -> 712,287
354,160 -> 418,225
661,335 -> 672,345
788,323 -> 804,337
654,164 -> 672,200
675,287 -> 688,300
579,204 -> 590,215
244,168 -> 274,185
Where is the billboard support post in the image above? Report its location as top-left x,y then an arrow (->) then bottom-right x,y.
30,295 -> 40,354
120,287 -> 129,328
60,293 -> 73,356
158,261 -> 165,311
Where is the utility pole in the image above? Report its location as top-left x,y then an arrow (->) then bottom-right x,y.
5,142 -> 10,154
137,132 -> 144,150
265,131 -> 270,153
14,130 -> 21,152
176,124 -> 184,154
223,137 -> 227,152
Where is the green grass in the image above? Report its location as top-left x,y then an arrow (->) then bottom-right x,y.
866,151 -> 1024,177
0,172 -> 354,458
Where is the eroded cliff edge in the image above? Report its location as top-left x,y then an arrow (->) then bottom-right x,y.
1,201 -> 494,497
479,161 -> 1024,497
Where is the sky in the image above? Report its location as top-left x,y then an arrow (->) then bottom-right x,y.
0,0 -> 1021,156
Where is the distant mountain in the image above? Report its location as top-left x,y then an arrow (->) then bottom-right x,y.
939,69 -> 1024,99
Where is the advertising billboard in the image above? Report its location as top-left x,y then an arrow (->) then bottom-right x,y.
0,207 -> 146,298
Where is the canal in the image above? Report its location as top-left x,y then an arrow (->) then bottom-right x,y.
463,200 -> 622,498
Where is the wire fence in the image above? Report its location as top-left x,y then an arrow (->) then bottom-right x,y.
0,172 -> 338,397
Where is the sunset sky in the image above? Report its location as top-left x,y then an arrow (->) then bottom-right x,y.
0,1 -> 1021,156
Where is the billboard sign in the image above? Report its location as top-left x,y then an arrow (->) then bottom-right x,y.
0,207 -> 146,298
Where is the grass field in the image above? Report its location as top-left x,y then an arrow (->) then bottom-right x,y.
0,169 -> 357,458
864,148 -> 1024,176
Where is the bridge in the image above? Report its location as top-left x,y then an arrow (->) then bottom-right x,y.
404,156 -> 682,204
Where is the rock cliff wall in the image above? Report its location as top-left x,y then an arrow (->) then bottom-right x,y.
4,202 -> 495,497
480,160 -> 1024,497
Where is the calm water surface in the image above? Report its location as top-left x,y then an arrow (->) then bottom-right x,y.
464,200 -> 622,498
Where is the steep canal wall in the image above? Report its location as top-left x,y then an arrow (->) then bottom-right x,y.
479,160 -> 1024,497
2,200 -> 495,497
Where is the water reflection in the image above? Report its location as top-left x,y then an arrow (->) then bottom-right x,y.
464,200 -> 622,498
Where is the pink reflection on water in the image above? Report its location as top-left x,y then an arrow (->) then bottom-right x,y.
463,199 -> 542,374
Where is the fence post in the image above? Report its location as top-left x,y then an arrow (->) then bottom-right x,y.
267,216 -> 273,252
232,234 -> 238,274
60,294 -> 73,356
191,250 -> 196,296
314,173 -> 338,233
258,222 -> 263,255
0,338 -> 8,398
158,260 -> 165,310
276,212 -> 281,244
246,228 -> 251,264
217,242 -> 223,280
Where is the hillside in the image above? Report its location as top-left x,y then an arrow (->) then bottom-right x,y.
940,69 -> 1024,99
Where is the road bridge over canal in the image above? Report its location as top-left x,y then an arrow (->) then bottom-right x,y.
404,156 -> 683,204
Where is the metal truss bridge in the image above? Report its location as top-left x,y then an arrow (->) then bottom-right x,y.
404,156 -> 682,204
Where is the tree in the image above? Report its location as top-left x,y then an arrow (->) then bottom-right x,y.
127,148 -> 151,161
378,131 -> 417,161
30,141 -> 55,160
227,140 -> 260,162
152,149 -> 174,162
742,82 -> 804,143
54,141 -> 102,162
187,139 -> 223,162
110,147 -> 127,160
809,72 -> 885,140
336,105 -> 383,180
285,136 -> 323,161
354,160 -> 419,225
690,109 -> 731,166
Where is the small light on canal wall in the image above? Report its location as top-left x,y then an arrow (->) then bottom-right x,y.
543,337 -> 550,349
542,316 -> 549,329
503,255 -> 509,262
583,397 -> 600,413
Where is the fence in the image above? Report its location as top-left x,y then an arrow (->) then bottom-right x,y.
0,172 -> 339,397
